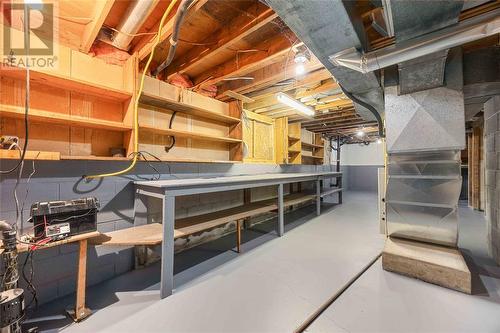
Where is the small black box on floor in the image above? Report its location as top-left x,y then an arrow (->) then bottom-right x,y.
30,197 -> 99,240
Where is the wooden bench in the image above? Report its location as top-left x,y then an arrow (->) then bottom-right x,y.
90,193 -> 316,253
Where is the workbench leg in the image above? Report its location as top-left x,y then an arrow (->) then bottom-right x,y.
236,220 -> 242,253
338,177 -> 343,204
316,180 -> 321,216
161,195 -> 175,299
278,184 -> 284,237
133,189 -> 148,226
67,239 -> 91,322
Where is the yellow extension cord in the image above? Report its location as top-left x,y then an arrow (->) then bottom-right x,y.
85,0 -> 179,180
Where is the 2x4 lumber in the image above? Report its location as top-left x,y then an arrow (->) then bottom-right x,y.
311,121 -> 378,133
471,126 -> 482,209
225,90 -> 255,103
295,79 -> 339,99
241,68 -> 332,104
140,125 -> 242,143
136,0 -> 209,59
0,150 -> 61,160
304,117 -> 365,130
0,104 -> 132,132
80,0 -> 115,53
195,31 -> 298,86
166,3 -> 278,78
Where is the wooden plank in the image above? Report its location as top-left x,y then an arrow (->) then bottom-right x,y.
1,104 -> 132,131
140,125 -> 242,143
92,193 -> 318,246
140,91 -> 240,124
1,65 -> 131,101
16,231 -> 100,253
295,79 -> 339,99
225,90 -> 255,104
80,0 -> 115,53
0,150 -> 60,160
382,237 -> 471,294
274,117 -> 288,164
74,239 -> 89,320
471,126 -> 482,209
467,132 -> 472,206
195,32 -> 298,86
136,0 -> 209,60
166,3 -> 278,78
244,109 -> 273,125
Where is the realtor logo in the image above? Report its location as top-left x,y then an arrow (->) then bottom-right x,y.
1,0 -> 59,69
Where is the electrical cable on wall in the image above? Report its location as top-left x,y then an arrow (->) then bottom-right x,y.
84,0 -> 180,180
165,111 -> 177,153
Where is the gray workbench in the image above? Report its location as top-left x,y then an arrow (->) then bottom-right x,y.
134,171 -> 342,298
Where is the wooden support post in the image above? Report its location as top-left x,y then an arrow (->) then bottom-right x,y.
467,132 -> 472,207
67,239 -> 92,322
236,220 -> 242,253
471,127 -> 482,209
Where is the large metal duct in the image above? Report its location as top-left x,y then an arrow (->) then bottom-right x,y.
329,8 -> 500,74
384,50 -> 465,247
265,0 -> 384,123
111,0 -> 160,51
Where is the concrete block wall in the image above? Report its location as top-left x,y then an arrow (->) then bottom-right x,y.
0,160 -> 335,305
484,95 -> 500,265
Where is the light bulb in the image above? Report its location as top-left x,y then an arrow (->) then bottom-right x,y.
295,63 -> 305,75
356,130 -> 364,137
376,138 -> 382,144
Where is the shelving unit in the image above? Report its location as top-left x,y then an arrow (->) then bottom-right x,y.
288,122 -> 302,164
138,76 -> 243,163
301,129 -> 324,165
0,47 -> 136,160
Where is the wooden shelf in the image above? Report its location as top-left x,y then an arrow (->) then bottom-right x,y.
302,155 -> 324,160
140,125 -> 242,144
1,66 -> 132,102
302,142 -> 323,149
140,92 -> 241,125
288,135 -> 300,142
61,155 -> 129,161
288,149 -> 301,154
1,104 -> 132,132
0,150 -> 61,160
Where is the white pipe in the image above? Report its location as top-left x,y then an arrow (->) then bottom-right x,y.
112,0 -> 160,50
329,8 -> 500,74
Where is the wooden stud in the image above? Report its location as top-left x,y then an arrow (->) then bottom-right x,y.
79,0 -> 115,53
471,126 -> 482,209
67,239 -> 92,322
236,219 -> 242,253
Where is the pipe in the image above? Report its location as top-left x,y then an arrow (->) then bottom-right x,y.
338,84 -> 384,138
151,0 -> 195,76
112,0 -> 160,50
329,8 -> 500,73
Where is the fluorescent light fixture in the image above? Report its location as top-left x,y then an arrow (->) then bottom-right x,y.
276,93 -> 315,117
356,129 -> 365,137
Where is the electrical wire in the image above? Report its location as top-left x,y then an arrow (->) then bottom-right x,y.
165,111 -> 177,153
49,209 -> 97,223
106,26 -> 216,45
84,0 -> 180,180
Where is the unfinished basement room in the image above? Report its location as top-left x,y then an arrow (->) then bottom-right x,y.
0,0 -> 500,332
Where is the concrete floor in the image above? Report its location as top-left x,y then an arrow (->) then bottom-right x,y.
306,202 -> 500,332
24,192 -> 500,332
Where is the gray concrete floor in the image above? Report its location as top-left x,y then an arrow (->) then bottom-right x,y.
306,201 -> 500,333
25,192 -> 385,332
24,192 -> 500,333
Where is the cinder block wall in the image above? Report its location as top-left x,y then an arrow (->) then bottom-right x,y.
484,95 -> 500,264
0,160 -> 335,305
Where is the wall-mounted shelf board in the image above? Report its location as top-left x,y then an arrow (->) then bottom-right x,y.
302,142 -> 323,149
302,155 -> 324,160
1,66 -> 132,102
140,92 -> 240,125
1,104 -> 132,132
140,125 -> 242,144
0,150 -> 61,160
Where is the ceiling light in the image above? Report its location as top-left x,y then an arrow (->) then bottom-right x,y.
294,50 -> 310,77
376,138 -> 382,144
276,92 -> 315,117
356,129 -> 365,137
295,63 -> 305,75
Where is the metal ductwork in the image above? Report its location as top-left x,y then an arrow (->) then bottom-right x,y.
329,8 -> 500,74
265,0 -> 384,124
111,0 -> 160,51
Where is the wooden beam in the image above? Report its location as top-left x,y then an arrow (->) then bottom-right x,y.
80,0 -> 115,53
244,67 -> 331,101
311,121 -> 379,133
471,126 -> 482,209
305,118 -> 370,131
194,31 -> 298,86
136,0 -> 209,60
225,90 -> 255,103
166,3 -> 278,78
295,79 -> 339,99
